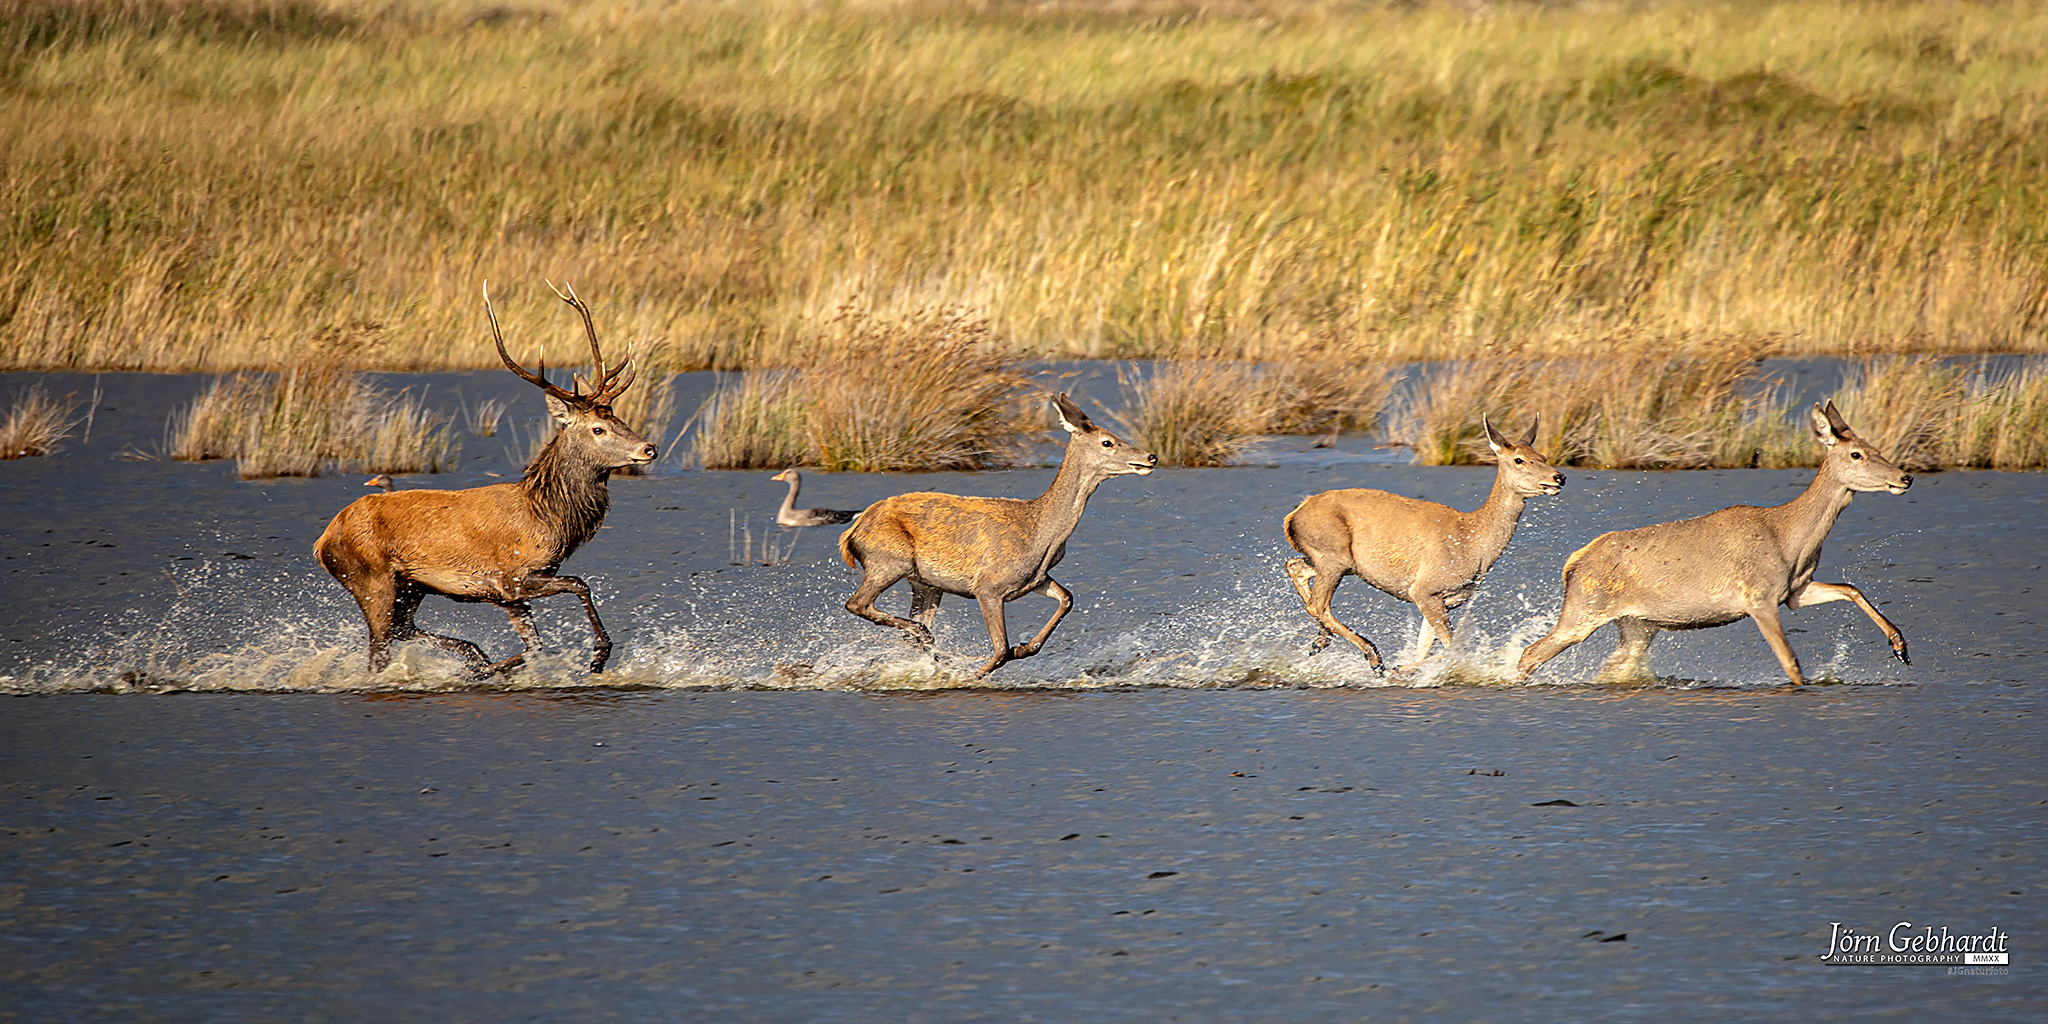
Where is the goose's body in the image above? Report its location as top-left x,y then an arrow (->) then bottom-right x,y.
772,469 -> 860,528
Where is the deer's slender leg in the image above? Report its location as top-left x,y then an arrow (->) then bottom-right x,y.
845,565 -> 932,647
1596,617 -> 1659,683
1408,591 -> 1456,666
349,574 -> 402,673
1750,605 -> 1806,685
909,582 -> 943,631
1514,601 -> 1611,682
1303,564 -> 1381,669
1790,581 -> 1909,665
973,591 -> 1014,678
391,584 -> 496,674
511,574 -> 611,673
1285,558 -> 1335,651
1008,578 -> 1073,661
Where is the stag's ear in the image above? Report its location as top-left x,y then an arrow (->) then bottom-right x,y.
1809,402 -> 1843,447
1054,393 -> 1095,435
1483,415 -> 1508,453
546,392 -> 575,428
1522,417 -> 1540,447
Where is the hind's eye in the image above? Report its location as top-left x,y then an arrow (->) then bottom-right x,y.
1514,457 -> 1525,464
592,426 -> 607,436
1850,451 -> 1863,459
1101,439 -> 1113,448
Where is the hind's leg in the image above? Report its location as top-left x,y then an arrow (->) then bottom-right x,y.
1595,617 -> 1658,684
1284,558 -> 1335,650
1515,598 -> 1614,682
845,560 -> 930,647
1304,567 -> 1381,669
345,574 -> 402,673
1406,592 -> 1456,667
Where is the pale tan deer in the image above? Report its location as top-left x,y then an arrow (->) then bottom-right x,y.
1283,418 -> 1564,671
316,284 -> 656,676
838,393 -> 1156,677
1514,401 -> 1911,685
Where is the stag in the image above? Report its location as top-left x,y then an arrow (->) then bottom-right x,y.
1283,418 -> 1563,670
1514,401 -> 1911,685
838,394 -> 1156,677
315,284 -> 656,676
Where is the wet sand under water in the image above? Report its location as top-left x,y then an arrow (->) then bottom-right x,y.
1,371 -> 2043,1016
1,687 -> 2040,1020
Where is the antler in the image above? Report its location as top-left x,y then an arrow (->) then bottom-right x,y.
485,281 -> 580,404
548,281 -> 637,404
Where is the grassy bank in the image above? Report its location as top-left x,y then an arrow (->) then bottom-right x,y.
4,0 -> 2047,373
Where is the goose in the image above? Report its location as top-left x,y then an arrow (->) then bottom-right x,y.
364,474 -> 396,492
770,469 -> 860,528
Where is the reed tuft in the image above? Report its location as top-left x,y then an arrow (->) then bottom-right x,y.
0,384 -> 80,458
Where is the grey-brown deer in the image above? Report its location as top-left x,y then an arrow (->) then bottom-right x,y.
1514,401 -> 1911,685
838,393 -> 1156,677
315,284 -> 656,676
1282,417 -> 1563,670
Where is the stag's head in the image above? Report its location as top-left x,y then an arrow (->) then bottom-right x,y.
1054,393 -> 1156,478
1812,400 -> 1910,494
485,282 -> 658,472
1485,416 -> 1565,496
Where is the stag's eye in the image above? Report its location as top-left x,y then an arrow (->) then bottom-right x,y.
1850,451 -> 1863,459
592,425 -> 607,436
1101,439 -> 1113,448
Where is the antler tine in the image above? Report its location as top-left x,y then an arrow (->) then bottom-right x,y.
485,281 -> 579,402
547,280 -> 608,398
600,354 -> 638,403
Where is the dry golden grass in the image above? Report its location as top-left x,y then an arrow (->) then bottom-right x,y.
695,306 -> 1030,471
4,0 -> 2047,375
167,327 -> 457,477
1114,357 -> 1390,466
1836,357 -> 2048,472
0,383 -> 80,457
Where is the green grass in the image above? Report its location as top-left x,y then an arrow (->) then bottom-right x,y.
4,0 -> 2047,374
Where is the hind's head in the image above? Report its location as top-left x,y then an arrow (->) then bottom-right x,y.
1812,401 -> 1911,494
1485,416 -> 1565,497
1054,393 -> 1157,478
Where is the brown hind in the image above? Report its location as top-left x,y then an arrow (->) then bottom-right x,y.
315,284 -> 656,676
837,393 -> 1156,678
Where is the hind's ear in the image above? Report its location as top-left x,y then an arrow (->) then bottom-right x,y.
1810,402 -> 1843,447
1483,415 -> 1508,453
1054,393 -> 1095,435
1522,417 -> 1540,447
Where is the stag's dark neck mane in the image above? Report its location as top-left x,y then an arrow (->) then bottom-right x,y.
522,432 -> 612,560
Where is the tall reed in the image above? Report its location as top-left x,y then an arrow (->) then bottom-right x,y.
0,384 -> 79,458
4,1 -> 2046,373
1114,358 -> 1392,466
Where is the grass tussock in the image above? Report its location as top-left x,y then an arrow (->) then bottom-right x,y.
0,383 -> 80,457
167,325 -> 457,478
695,307 -> 1030,472
1391,345 -> 1793,469
5,1 -> 2048,374
1115,358 -> 1391,466
1835,357 -> 2048,472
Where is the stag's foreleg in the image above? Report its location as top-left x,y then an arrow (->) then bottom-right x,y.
507,574 -> 612,673
1789,581 -> 1910,665
393,584 -> 495,674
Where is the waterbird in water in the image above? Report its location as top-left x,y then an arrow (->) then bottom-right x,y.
769,469 -> 860,528
364,474 -> 395,492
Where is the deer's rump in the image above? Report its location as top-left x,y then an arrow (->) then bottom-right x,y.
839,491 -> 1049,596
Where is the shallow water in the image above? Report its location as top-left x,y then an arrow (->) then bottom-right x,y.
1,372 -> 2042,1017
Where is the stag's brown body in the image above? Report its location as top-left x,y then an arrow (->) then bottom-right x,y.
838,394 -> 1156,678
316,285 -> 654,676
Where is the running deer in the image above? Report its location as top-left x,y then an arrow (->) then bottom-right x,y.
838,394 -> 1156,677
315,284 -> 656,676
1514,401 -> 1911,685
1283,418 -> 1563,670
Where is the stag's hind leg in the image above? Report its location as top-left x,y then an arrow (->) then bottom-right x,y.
392,585 -> 494,674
